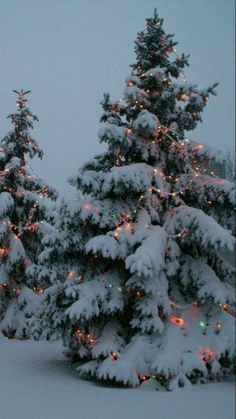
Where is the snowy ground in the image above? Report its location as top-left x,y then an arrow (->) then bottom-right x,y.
0,337 -> 235,419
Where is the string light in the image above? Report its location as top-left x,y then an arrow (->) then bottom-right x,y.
0,283 -> 9,292
0,247 -> 9,256
169,315 -> 187,328
139,194 -> 145,201
165,228 -> 190,239
74,329 -> 96,345
68,271 -> 77,279
33,286 -> 44,295
169,299 -> 196,310
200,347 -> 217,362
218,303 -> 235,317
139,375 -> 149,382
111,351 -> 119,361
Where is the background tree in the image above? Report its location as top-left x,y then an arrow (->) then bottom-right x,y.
225,149 -> 235,183
0,90 -> 57,338
38,11 -> 235,389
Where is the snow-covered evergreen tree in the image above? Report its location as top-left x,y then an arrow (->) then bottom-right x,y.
42,11 -> 235,389
0,90 -> 57,338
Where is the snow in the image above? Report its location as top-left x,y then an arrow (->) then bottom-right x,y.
0,339 -> 234,419
66,279 -> 107,320
124,85 -> 147,102
167,205 -> 235,251
86,235 -> 119,260
73,162 -> 159,197
0,192 -> 14,217
107,163 -> 154,194
145,67 -> 166,79
126,226 -> 167,277
8,234 -> 26,264
195,143 -> 227,164
98,123 -> 129,145
133,110 -> 159,132
95,335 -> 151,386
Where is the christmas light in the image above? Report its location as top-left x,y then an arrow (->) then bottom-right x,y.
83,203 -> 92,210
74,329 -> 83,339
170,300 -> 198,310
111,351 -> 119,361
169,315 -> 187,328
33,287 -> 44,295
74,329 -> 96,345
139,375 -> 149,382
219,303 -> 229,311
68,271 -> 77,278
200,347 -> 217,362
178,93 -> 188,101
0,247 -> 9,256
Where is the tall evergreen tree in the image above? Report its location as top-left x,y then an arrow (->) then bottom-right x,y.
0,90 -> 57,338
39,11 -> 235,389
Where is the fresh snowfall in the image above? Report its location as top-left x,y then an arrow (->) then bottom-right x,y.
0,10 -> 235,419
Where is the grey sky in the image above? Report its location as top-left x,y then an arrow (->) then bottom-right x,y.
0,0 -> 235,197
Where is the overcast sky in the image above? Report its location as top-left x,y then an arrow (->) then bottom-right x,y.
0,0 -> 235,197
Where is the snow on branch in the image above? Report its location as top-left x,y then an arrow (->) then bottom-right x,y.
0,192 -> 14,218
106,163 -> 154,194
8,234 -> 25,265
181,256 -> 235,304
166,206 -> 235,251
69,163 -> 163,197
125,226 -> 167,277
124,85 -> 148,103
66,280 -> 107,321
91,322 -> 125,358
96,335 -> 152,386
194,143 -> 227,164
133,110 -> 159,136
86,235 -> 119,260
98,123 -> 131,146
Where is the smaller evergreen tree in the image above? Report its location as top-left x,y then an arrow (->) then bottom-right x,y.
0,90 -> 57,338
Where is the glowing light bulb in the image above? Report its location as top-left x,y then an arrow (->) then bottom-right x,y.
111,351 -> 119,361
169,316 -> 187,328
83,203 -> 92,210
